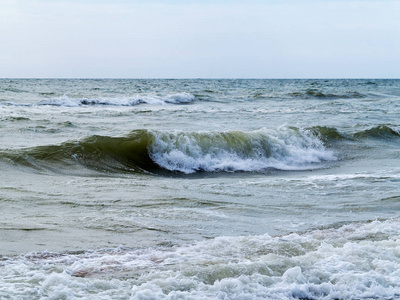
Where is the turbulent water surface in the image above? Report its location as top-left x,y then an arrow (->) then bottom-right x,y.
1,79 -> 400,299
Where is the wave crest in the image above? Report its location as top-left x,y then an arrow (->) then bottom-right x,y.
288,89 -> 365,99
1,128 -> 337,175
149,128 -> 336,173
354,125 -> 400,140
36,93 -> 196,107
10,124 -> 400,175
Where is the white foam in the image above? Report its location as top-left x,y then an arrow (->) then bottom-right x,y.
149,128 -> 337,173
389,125 -> 400,135
36,92 -> 196,107
1,219 -> 400,299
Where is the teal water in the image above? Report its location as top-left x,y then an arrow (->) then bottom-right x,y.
1,79 -> 400,299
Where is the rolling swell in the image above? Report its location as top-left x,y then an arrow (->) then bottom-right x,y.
310,125 -> 400,143
288,89 -> 365,99
0,131 -> 156,174
354,125 -> 400,140
1,126 -> 398,175
0,128 -> 338,175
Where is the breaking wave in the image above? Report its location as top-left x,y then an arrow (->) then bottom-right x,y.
0,128 -> 337,175
4,93 -> 196,107
2,125 -> 398,175
149,128 -> 335,174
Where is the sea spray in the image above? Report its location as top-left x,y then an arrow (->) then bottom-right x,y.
149,128 -> 336,173
0,128 -> 337,174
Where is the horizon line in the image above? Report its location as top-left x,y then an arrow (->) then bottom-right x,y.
1,77 -> 399,80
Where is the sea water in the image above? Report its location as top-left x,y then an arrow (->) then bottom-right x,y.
0,79 -> 400,299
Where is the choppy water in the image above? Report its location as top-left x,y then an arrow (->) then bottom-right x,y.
1,79 -> 400,299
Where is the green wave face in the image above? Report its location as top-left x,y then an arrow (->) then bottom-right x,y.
354,125 -> 400,140
3,125 -> 397,176
1,130 -> 156,174
0,128 -> 339,175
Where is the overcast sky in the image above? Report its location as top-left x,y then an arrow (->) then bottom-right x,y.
1,0 -> 399,78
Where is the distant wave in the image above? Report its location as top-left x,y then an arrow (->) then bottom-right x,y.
245,89 -> 368,101
38,93 -> 196,106
310,125 -> 400,143
354,125 -> 400,140
287,89 -> 366,99
0,128 -> 337,175
3,93 -> 196,107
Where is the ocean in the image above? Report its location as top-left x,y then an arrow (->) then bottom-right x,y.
0,79 -> 400,299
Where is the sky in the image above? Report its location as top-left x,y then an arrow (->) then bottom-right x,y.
1,0 -> 399,78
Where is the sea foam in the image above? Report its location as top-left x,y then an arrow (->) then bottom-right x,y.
1,128 -> 336,175
149,128 -> 336,173
36,92 -> 196,106
1,219 -> 400,299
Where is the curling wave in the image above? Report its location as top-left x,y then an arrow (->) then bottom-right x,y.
0,128 -> 337,175
149,128 -> 336,173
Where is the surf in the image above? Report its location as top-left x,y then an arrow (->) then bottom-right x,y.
0,128 -> 337,175
1,92 -> 197,107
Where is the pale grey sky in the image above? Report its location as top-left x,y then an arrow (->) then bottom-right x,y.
1,0 -> 399,78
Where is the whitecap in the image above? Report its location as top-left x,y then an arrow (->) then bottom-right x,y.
149,128 -> 337,173
36,92 -> 196,107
